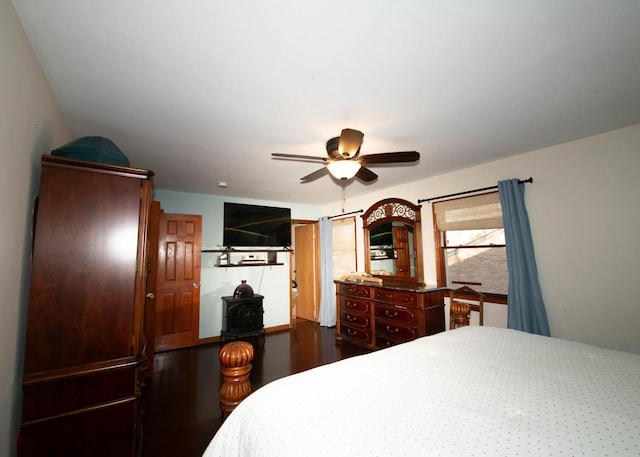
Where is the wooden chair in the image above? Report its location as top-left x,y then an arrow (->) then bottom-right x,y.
449,285 -> 485,330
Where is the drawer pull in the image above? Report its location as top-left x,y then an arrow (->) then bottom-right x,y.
346,302 -> 356,309
385,325 -> 399,334
385,310 -> 399,318
346,315 -> 357,322
347,328 -> 358,336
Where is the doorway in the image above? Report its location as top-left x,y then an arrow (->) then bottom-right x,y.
292,220 -> 320,322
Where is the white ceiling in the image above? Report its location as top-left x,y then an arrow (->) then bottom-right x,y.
12,1 -> 640,205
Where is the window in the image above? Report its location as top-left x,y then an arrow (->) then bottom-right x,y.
433,192 -> 508,299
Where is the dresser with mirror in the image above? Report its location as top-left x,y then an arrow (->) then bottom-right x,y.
335,198 -> 445,349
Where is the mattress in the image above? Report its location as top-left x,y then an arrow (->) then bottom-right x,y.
203,326 -> 640,456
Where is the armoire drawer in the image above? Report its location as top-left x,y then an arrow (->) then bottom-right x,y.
21,361 -> 140,422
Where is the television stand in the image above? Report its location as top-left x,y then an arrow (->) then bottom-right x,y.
201,247 -> 291,267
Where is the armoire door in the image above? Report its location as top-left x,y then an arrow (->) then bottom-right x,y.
155,213 -> 202,352
24,160 -> 149,372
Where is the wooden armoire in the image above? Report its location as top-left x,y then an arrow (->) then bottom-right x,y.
18,155 -> 154,456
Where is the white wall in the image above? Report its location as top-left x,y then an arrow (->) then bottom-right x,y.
0,1 -> 71,455
322,124 -> 640,354
153,190 -> 321,338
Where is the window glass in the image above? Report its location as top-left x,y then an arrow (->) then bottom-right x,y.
434,192 -> 508,296
444,229 -> 508,294
445,229 -> 505,246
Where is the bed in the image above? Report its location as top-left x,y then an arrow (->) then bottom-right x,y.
204,326 -> 640,456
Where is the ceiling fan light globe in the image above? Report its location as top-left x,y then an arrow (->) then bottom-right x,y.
327,160 -> 361,180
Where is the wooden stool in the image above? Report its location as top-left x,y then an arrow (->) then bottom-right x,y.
219,341 -> 254,421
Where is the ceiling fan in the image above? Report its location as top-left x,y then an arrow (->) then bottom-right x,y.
272,128 -> 420,182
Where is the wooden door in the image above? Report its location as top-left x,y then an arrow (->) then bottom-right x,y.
294,223 -> 318,322
155,213 -> 202,352
394,225 -> 411,277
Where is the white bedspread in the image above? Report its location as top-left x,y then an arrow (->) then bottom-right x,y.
203,326 -> 640,456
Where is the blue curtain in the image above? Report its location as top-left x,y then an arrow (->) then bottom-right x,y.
498,179 -> 550,336
318,216 -> 336,327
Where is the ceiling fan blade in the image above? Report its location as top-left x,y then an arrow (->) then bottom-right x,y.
338,128 -> 364,158
272,153 -> 327,163
300,167 -> 329,182
325,137 -> 341,159
359,151 -> 420,164
356,166 -> 378,182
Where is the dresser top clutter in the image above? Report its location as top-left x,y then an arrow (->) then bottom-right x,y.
337,275 -> 447,294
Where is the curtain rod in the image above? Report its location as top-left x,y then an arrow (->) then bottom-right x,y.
418,177 -> 533,204
327,209 -> 363,219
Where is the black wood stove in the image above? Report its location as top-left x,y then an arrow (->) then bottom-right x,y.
221,294 -> 265,341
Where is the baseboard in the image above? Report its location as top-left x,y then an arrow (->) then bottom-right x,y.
198,323 -> 293,346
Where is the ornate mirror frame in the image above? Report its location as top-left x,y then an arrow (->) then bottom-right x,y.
362,198 -> 424,284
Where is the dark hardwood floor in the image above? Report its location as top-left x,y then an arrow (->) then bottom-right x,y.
141,320 -> 371,457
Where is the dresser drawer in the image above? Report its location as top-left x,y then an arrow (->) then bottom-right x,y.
340,310 -> 370,328
341,322 -> 373,344
339,283 -> 372,299
375,333 -> 404,349
374,289 -> 418,308
374,320 -> 419,341
340,297 -> 371,314
374,304 -> 419,325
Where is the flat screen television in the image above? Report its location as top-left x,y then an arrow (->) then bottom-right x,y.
223,202 -> 292,248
